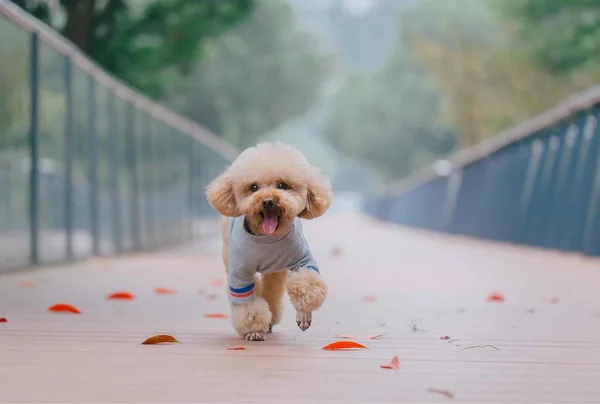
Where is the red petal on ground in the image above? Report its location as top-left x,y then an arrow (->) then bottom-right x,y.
380,356 -> 399,369
487,293 -> 505,302
48,304 -> 82,314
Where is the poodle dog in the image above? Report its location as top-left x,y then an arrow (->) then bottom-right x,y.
206,142 -> 333,341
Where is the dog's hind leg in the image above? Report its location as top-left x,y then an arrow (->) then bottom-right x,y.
231,298 -> 272,341
220,216 -> 230,272
260,270 -> 287,332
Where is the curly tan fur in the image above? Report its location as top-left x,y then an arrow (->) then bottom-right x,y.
286,269 -> 328,312
207,142 -> 331,341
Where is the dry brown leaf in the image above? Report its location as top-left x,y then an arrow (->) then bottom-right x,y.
322,340 -> 368,350
48,303 -> 81,314
141,334 -> 179,345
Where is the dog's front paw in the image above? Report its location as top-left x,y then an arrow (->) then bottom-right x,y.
245,332 -> 266,341
287,269 -> 327,312
296,310 -> 312,331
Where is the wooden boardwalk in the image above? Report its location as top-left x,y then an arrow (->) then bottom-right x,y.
1,213 -> 600,403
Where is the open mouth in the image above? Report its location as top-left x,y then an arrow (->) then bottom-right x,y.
260,209 -> 281,235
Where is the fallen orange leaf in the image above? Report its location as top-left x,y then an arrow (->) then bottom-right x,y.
204,313 -> 229,319
334,333 -> 384,340
210,279 -> 224,287
106,291 -> 135,300
226,346 -> 246,350
19,281 -> 36,289
380,355 -> 399,369
48,303 -> 81,314
141,334 -> 179,345
362,295 -> 377,302
154,287 -> 176,295
322,340 -> 368,350
487,292 -> 505,302
0,318 -> 7,323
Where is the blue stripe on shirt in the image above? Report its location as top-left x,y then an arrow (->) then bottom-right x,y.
229,283 -> 255,294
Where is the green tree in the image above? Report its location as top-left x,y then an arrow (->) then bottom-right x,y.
493,0 -> 600,74
10,0 -> 254,98
325,31 -> 456,181
404,0 -> 600,147
163,0 -> 334,147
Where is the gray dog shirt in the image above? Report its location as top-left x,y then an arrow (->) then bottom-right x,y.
227,216 -> 319,305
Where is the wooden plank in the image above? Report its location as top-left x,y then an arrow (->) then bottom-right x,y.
1,213 -> 600,403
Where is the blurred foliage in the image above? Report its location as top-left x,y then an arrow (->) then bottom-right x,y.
0,20 -> 30,150
0,47 -> 28,149
324,0 -> 600,181
163,0 -> 333,147
10,0 -> 600,185
404,0 -> 600,148
10,0 -> 254,98
324,8 -> 457,181
493,0 -> 600,74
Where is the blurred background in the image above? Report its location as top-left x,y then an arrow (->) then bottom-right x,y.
2,0 -> 600,272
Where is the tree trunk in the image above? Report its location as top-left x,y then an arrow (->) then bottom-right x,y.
63,0 -> 97,53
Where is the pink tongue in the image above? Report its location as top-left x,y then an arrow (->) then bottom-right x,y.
262,212 -> 278,234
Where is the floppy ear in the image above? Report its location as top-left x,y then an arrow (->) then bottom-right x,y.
299,171 -> 333,220
205,170 -> 240,217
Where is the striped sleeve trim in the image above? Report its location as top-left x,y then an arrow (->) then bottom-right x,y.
229,283 -> 255,299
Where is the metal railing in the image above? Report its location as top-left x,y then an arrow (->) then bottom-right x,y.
0,1 -> 237,272
369,84 -> 600,256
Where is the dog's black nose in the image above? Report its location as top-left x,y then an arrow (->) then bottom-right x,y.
262,199 -> 274,209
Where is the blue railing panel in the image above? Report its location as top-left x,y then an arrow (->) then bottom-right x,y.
370,83 -> 600,257
386,176 -> 448,231
0,2 -> 237,272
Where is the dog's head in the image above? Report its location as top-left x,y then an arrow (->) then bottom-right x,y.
206,142 -> 333,236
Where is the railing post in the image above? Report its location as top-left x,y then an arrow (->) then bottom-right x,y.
107,93 -> 121,254
188,142 -> 196,240
29,31 -> 40,265
125,103 -> 140,251
63,54 -> 74,260
441,170 -> 463,232
145,116 -> 157,248
88,76 -> 99,255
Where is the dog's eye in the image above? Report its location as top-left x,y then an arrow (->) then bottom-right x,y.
277,182 -> 289,190
250,184 -> 259,192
